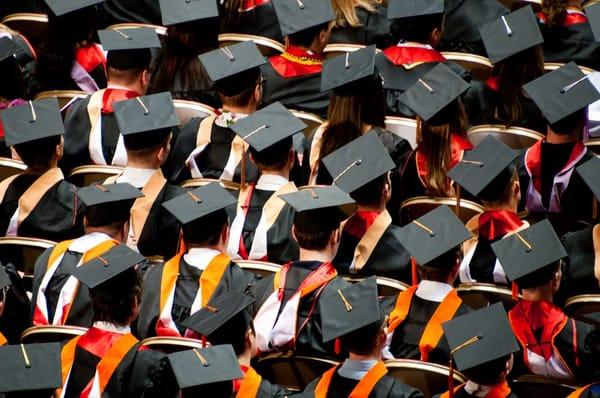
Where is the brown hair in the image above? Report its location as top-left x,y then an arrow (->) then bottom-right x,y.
331,0 -> 380,27
541,0 -> 568,29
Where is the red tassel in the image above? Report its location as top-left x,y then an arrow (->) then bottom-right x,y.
334,338 -> 341,355
411,257 -> 419,286
201,335 -> 207,348
448,360 -> 455,398
512,282 -> 519,301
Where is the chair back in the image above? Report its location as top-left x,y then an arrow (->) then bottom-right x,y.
441,52 -> 493,81
290,110 -> 324,140
236,260 -> 281,278
342,275 -> 409,297
173,99 -> 218,126
0,236 -> 55,276
140,336 -> 204,353
457,283 -> 519,311
564,294 -> 600,321
107,23 -> 167,36
323,43 -> 368,59
511,374 -> 580,398
0,13 -> 48,50
544,62 -> 596,76
0,157 -> 27,181
400,196 -> 485,225
20,325 -> 87,344
218,33 -> 284,56
385,116 -> 418,149
585,138 -> 600,156
253,353 -> 340,391
180,178 -> 240,193
385,359 -> 467,398
468,124 -> 544,150
34,90 -> 89,115
67,165 -> 124,187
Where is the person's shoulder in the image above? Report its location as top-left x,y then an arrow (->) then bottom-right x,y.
383,374 -> 425,398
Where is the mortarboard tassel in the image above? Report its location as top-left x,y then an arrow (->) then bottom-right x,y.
334,338 -> 341,355
512,281 -> 519,301
411,257 -> 418,286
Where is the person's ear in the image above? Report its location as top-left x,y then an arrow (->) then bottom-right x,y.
254,81 -> 263,104
430,26 -> 443,46
121,220 -> 130,242
288,147 -> 295,167
56,135 -> 65,160
141,69 -> 151,93
221,224 -> 230,246
291,225 -> 298,243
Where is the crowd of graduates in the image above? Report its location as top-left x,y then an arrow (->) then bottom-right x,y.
1,0 -> 600,397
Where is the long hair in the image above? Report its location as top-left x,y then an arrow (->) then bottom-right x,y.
331,0 -> 380,27
492,45 -> 544,126
416,100 -> 468,197
223,0 -> 245,26
541,0 -> 568,29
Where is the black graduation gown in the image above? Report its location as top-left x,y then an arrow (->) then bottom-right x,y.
102,0 -> 162,25
0,174 -> 83,242
439,0 -> 508,55
539,18 -> 600,71
136,257 -> 250,339
220,2 -> 283,43
0,0 -> 45,18
0,263 -> 31,344
559,225 -> 600,303
164,116 -> 259,183
463,80 -> 546,132
253,261 -> 349,358
329,4 -> 393,49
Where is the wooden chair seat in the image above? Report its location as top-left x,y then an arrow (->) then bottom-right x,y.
253,353 -> 340,391
218,33 -> 284,56
0,157 -> 27,181
457,283 -> 520,311
180,178 -> 240,192
67,165 -> 124,187
323,43 -> 370,59
20,325 -> 87,344
290,110 -> 324,141
385,359 -> 467,398
467,124 -> 544,150
510,374 -> 580,398
400,196 -> 485,225
173,99 -> 218,126
236,260 -> 282,278
140,336 -> 204,353
441,52 -> 493,81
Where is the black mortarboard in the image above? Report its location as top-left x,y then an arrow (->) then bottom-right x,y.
394,205 -> 472,266
399,63 -> 469,121
163,183 -> 237,225
322,131 -> 395,194
77,183 -> 142,226
523,62 -> 600,125
0,37 -> 29,66
0,343 -> 62,393
159,0 -> 220,26
491,219 -> 567,282
45,0 -> 105,16
586,2 -> 600,42
0,265 -> 10,291
1,98 -> 64,146
181,291 -> 255,339
168,345 -> 243,390
114,92 -> 180,150
280,185 -> 356,233
576,154 -> 600,201
320,45 -> 377,93
319,277 -> 381,342
71,244 -> 146,289
442,303 -> 519,372
98,28 -> 161,51
272,0 -> 335,37
479,6 -> 543,64
448,135 -> 519,199
199,42 -> 266,96
230,102 -> 307,152
387,0 -> 444,20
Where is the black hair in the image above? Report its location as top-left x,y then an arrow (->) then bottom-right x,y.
249,137 -> 293,170
419,247 -> 461,281
462,354 -> 511,385
85,199 -> 134,227
350,174 -> 387,207
288,22 -> 330,47
550,109 -> 586,137
13,135 -> 61,168
90,267 -> 142,327
106,48 -> 152,71
217,67 -> 261,99
340,316 -> 384,355
389,14 -> 444,43
123,129 -> 171,152
293,209 -> 341,250
515,261 -> 561,290
478,165 -> 517,203
208,312 -> 254,356
182,209 -> 229,246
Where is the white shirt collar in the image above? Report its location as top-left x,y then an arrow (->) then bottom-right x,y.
338,359 -> 378,380
93,321 -> 131,334
415,280 -> 454,302
69,232 -> 114,253
116,167 -> 156,188
183,248 -> 222,270
256,174 -> 289,191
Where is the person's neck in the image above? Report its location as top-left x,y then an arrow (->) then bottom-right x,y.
84,226 -> 121,241
222,103 -> 254,115
482,202 -> 517,214
107,79 -> 143,96
237,351 -> 252,367
24,165 -> 52,175
521,287 -> 554,303
126,154 -> 160,170
348,351 -> 380,362
298,247 -> 334,263
546,128 -> 578,144
287,42 -> 322,55
357,203 -> 385,213
260,168 -> 290,181
187,242 -> 225,253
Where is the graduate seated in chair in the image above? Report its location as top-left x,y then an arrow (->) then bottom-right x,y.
60,244 -> 175,398
108,92 -> 184,260
492,220 -> 600,382
382,206 -> 473,365
182,291 -> 291,397
166,41 -> 264,183
253,186 -> 355,358
30,183 -> 141,328
303,278 -> 424,398
136,183 -> 250,339
259,0 -> 334,118
518,62 -> 599,226
568,383 -> 600,398
325,132 -> 411,283
61,28 -> 161,172
226,103 -> 304,264
448,136 -> 527,285
0,98 -> 83,241
436,303 -> 520,398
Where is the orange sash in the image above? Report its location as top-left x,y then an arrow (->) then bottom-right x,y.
0,332 -> 6,346
568,384 -> 598,398
236,366 -> 263,398
315,361 -> 388,398
440,381 -> 512,398
387,286 -> 463,361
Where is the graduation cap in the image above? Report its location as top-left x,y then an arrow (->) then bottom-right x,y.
387,0 -> 444,20
168,345 -> 243,390
442,303 -> 520,373
280,185 -> 357,233
576,150 -> 600,201
491,219 -> 567,283
71,244 -> 146,289
448,135 -> 520,199
479,6 -> 544,64
45,0 -> 105,16
322,131 -> 395,194
523,62 -> 600,125
0,343 -> 62,393
394,205 -> 472,267
319,277 -> 381,342
320,45 -> 377,93
77,183 -> 142,226
272,0 -> 335,37
0,265 -> 10,292
399,63 -> 470,121
585,2 -> 600,42
181,291 -> 255,340
98,28 -> 161,51
229,102 -> 307,152
163,183 -> 237,225
159,0 -> 220,26
1,98 -> 64,147
0,37 -> 31,68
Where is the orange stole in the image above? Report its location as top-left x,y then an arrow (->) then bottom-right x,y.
0,332 -> 6,346
387,286 -> 463,361
440,381 -> 512,398
315,361 -> 388,398
236,367 -> 263,398
568,384 -> 598,398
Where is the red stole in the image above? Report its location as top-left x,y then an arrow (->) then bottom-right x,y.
269,45 -> 324,78
383,45 -> 446,66
240,0 -> 270,11
486,77 -> 500,92
75,44 -> 106,73
478,210 -> 523,241
416,134 -> 473,188
537,10 -> 588,26
101,88 -> 139,114
343,210 -> 381,240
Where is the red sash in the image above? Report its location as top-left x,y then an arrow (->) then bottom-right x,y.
314,361 -> 388,398
343,210 -> 381,239
101,88 -> 138,114
478,210 -> 523,241
486,77 -> 500,92
269,45 -> 323,78
75,44 -> 106,73
240,0 -> 270,11
440,381 -> 513,398
537,10 -> 588,26
383,45 -> 446,67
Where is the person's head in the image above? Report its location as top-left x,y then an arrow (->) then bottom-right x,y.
462,354 -> 514,386
217,68 -> 263,112
541,0 -> 571,28
479,165 -> 521,211
249,137 -> 294,173
286,21 -> 333,53
90,267 -> 142,327
209,314 -> 258,360
350,172 -> 391,210
418,247 -> 462,285
292,210 -> 342,254
123,131 -> 172,167
13,135 -> 63,171
516,261 -> 562,294
390,13 -> 444,46
83,215 -> 130,242
548,109 -> 586,139
183,209 -> 230,250
341,315 -> 386,357
106,50 -> 152,95
331,0 -> 379,28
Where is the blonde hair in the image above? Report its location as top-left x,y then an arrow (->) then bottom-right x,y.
332,0 -> 381,27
